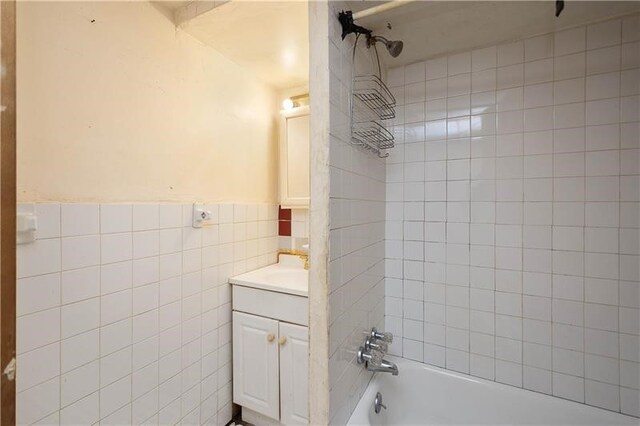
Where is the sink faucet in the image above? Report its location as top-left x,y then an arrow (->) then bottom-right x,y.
277,249 -> 309,270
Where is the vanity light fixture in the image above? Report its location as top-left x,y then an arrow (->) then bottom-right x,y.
281,93 -> 309,111
282,98 -> 295,110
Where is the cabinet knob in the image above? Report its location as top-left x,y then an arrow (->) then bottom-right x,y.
267,333 -> 275,343
279,336 -> 287,346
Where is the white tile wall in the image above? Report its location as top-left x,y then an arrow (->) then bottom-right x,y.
385,15 -> 640,418
16,202 -> 279,425
326,2 -> 386,424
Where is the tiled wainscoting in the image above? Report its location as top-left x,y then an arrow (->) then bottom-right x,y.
16,202 -> 279,425
384,15 -> 640,417
277,207 -> 310,249
326,2 -> 387,424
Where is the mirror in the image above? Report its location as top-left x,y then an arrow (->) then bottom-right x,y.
279,105 -> 310,208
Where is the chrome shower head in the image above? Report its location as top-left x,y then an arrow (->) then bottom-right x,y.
385,39 -> 404,57
370,35 -> 404,58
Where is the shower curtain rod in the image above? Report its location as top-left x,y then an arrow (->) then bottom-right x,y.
352,0 -> 416,20
352,0 -> 565,20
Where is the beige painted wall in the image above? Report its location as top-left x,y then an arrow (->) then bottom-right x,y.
17,1 -> 278,203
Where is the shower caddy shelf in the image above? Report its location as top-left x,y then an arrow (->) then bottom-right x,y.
349,36 -> 396,158
353,75 -> 396,120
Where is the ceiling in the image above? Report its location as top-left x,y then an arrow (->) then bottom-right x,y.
165,1 -> 638,88
347,1 -> 640,68
153,0 -> 191,11
177,1 -> 309,90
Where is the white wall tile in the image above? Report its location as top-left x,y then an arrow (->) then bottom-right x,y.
133,204 -> 160,231
62,235 -> 100,271
448,52 -> 471,75
586,72 -> 620,101
498,41 -> 524,66
61,298 -> 99,339
17,239 -> 61,279
61,329 -> 99,373
525,34 -> 554,61
17,273 -> 60,316
133,231 -> 160,259
61,360 -> 99,407
60,392 -> 99,426
101,233 -> 132,265
587,46 -> 621,75
405,61 -> 425,84
100,375 -> 132,419
35,203 -> 61,239
587,19 -> 622,50
472,46 -> 497,71
61,204 -> 99,237
586,380 -> 619,411
622,387 -> 640,416
554,53 -> 586,80
17,307 -> 60,354
17,342 -> 60,392
383,15 -> 640,418
17,202 -> 273,425
101,261 -> 132,296
61,266 -> 99,305
100,204 -> 132,234
426,57 -> 447,80
555,27 -> 586,56
17,377 -> 60,425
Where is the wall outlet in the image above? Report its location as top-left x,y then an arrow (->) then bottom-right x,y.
192,203 -> 212,228
17,212 -> 38,244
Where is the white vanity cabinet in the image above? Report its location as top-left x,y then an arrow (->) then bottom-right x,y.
232,311 -> 280,420
231,282 -> 309,425
278,322 -> 309,425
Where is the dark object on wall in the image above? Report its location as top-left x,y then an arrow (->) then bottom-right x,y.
338,10 -> 404,58
338,10 -> 371,39
556,0 -> 565,17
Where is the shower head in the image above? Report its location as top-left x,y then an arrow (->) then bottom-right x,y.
385,39 -> 404,57
370,35 -> 404,58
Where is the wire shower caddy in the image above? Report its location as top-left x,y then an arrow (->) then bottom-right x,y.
348,34 -> 397,158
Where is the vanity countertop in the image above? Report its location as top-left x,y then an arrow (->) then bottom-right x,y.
229,257 -> 309,297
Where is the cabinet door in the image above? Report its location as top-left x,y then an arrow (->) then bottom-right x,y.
279,106 -> 310,208
279,322 -> 309,425
233,311 -> 280,420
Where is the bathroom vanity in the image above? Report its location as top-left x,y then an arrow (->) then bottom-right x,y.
230,257 -> 309,425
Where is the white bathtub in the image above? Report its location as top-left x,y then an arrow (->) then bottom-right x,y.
347,356 -> 639,425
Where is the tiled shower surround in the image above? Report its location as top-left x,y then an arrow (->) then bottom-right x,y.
326,1 -> 386,424
16,202 -> 279,425
384,15 -> 640,417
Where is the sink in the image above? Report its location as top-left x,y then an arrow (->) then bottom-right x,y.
264,269 -> 308,288
229,260 -> 309,297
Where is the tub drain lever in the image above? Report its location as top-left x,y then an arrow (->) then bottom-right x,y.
374,392 -> 387,414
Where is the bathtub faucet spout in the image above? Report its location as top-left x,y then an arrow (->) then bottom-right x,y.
357,346 -> 399,376
371,358 -> 399,376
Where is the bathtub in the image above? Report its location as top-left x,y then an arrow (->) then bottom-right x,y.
347,356 -> 639,425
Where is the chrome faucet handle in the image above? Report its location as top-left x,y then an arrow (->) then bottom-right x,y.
357,346 -> 384,368
365,336 -> 388,353
371,327 -> 394,344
